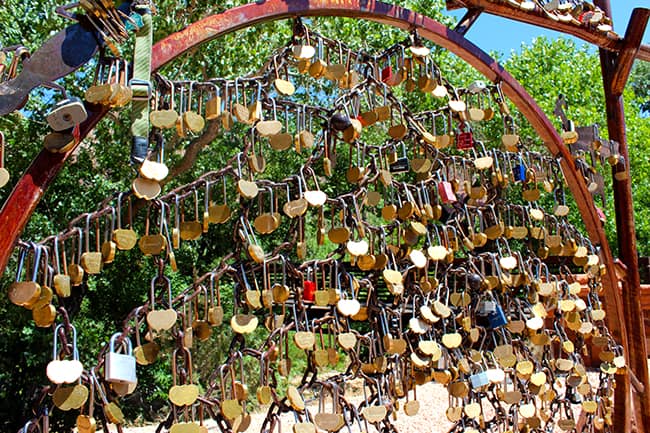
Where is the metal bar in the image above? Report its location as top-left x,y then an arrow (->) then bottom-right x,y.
443,0 -> 624,50
454,7 -> 483,35
0,103 -> 109,273
610,8 -> 650,95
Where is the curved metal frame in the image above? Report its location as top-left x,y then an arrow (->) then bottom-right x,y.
0,0 -> 631,426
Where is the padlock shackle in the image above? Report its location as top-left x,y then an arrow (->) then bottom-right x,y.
108,332 -> 133,356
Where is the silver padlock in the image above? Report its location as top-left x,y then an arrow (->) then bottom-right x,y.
469,370 -> 489,388
467,80 -> 486,94
477,300 -> 497,316
46,97 -> 87,131
105,333 -> 137,385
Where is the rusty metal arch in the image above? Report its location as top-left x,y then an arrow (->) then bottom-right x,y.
0,1 -> 629,423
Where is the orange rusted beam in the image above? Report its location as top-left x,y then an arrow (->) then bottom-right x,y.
448,1 -> 650,64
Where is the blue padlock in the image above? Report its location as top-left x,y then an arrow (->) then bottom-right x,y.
477,293 -> 508,329
125,12 -> 144,32
487,304 -> 508,329
513,163 -> 527,182
469,370 -> 489,388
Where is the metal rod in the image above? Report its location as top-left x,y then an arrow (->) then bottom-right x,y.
454,7 -> 483,35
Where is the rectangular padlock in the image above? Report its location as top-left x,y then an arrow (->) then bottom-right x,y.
381,66 -> 393,84
438,181 -> 457,204
467,80 -> 486,94
469,370 -> 489,388
389,157 -> 410,174
487,304 -> 508,329
576,125 -> 599,148
477,300 -> 497,316
303,280 -> 316,302
456,130 -> 474,150
105,333 -> 137,384
513,163 -> 527,182
46,98 -> 88,131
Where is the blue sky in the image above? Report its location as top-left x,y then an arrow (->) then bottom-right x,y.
443,2 -> 649,58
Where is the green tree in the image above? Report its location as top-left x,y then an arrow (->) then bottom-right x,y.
630,62 -> 650,114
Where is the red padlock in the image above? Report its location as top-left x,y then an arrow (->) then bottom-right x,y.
578,11 -> 592,24
438,181 -> 457,204
595,207 -> 606,224
303,280 -> 316,302
456,123 -> 474,150
357,115 -> 370,128
381,65 -> 393,84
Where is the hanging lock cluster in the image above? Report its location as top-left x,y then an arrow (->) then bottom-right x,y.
10,22 -> 624,433
479,0 -> 615,34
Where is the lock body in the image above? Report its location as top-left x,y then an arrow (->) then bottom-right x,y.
513,163 -> 527,182
477,298 -> 508,329
456,124 -> 474,150
469,371 -> 489,388
487,305 -> 508,329
438,181 -> 457,204
303,280 -> 316,302
381,66 -> 393,83
389,157 -> 410,173
46,98 -> 88,131
105,334 -> 137,384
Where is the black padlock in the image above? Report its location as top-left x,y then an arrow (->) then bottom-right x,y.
329,113 -> 352,131
389,143 -> 409,173
131,136 -> 149,165
389,158 -> 410,173
467,273 -> 483,291
566,387 -> 582,404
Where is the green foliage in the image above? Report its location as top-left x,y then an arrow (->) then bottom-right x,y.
0,1 -> 649,432
623,94 -> 650,256
630,62 -> 650,114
